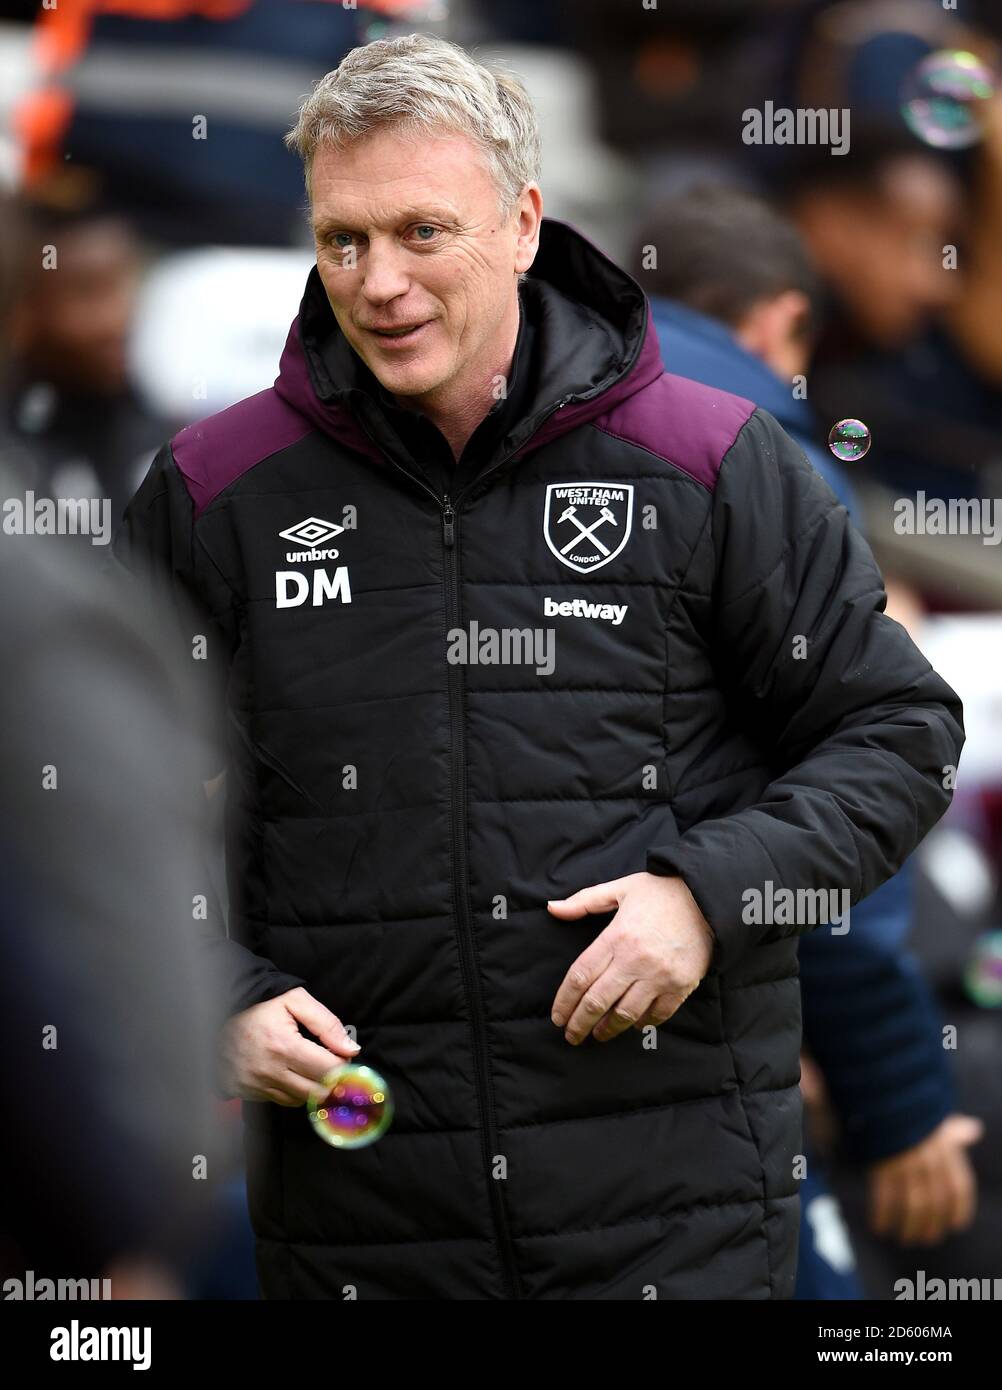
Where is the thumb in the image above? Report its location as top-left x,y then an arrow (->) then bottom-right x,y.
944,1114 -> 985,1148
547,879 -> 624,919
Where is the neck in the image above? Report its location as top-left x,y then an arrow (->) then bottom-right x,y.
392,293 -> 521,461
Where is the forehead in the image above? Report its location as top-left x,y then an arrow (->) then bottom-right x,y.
309,125 -> 496,227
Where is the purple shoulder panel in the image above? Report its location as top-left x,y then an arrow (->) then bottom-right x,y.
592,372 -> 757,492
171,388 -> 314,520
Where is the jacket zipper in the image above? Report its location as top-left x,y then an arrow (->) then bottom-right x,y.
441,493 -> 522,1300
353,409 -> 573,1299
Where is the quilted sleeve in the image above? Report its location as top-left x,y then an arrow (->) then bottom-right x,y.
647,407 -> 965,973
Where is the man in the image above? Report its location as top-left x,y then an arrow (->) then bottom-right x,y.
778,131 -> 999,510
113,34 -> 964,1300
636,184 -> 981,1296
6,197 -> 170,528
0,190 -> 223,1296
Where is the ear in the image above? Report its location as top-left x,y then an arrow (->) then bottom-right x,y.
513,184 -> 543,276
738,290 -> 810,358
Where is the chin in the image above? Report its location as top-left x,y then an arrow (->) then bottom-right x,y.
374,365 -> 444,398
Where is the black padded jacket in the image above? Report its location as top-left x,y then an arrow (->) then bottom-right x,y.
112,218 -> 965,1300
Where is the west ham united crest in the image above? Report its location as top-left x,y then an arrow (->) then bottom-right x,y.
543,482 -> 634,574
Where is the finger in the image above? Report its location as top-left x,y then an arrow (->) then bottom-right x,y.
950,1153 -> 977,1232
283,1035 -> 352,1085
933,1159 -> 966,1241
258,1064 -> 336,1108
283,988 -> 360,1056
551,940 -> 614,1028
946,1114 -> 985,1148
868,1170 -> 900,1238
245,1065 -> 316,1106
914,1191 -> 949,1245
929,1149 -> 976,1239
562,963 -> 636,1045
917,1166 -> 955,1245
274,1068 -> 320,1106
634,989 -> 684,1029
546,879 -> 627,920
257,1085 -> 305,1107
898,1168 -> 934,1245
593,982 -> 658,1042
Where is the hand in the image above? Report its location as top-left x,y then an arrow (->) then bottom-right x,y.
218,986 -> 361,1106
868,1114 -> 983,1245
547,872 -> 715,1045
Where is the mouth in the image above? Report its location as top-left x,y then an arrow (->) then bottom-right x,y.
364,320 -> 432,348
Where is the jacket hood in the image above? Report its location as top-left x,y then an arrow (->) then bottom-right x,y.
273,217 -> 665,481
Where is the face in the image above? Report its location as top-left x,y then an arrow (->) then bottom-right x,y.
14,219 -> 140,394
794,155 -> 962,348
309,126 -> 541,406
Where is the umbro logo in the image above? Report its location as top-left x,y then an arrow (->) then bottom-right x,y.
276,516 -> 351,608
280,516 -> 344,559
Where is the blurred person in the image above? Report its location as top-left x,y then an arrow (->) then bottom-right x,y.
784,134 -> 963,359
0,509 -> 226,1296
6,194 -> 172,527
763,0 -> 1002,516
4,189 -> 285,1297
784,0 -> 989,135
113,34 -> 964,1300
0,187 -> 225,1296
941,95 -> 1002,390
837,782 -> 1002,1298
635,184 -> 982,1298
780,118 -> 1002,513
16,0 -> 367,247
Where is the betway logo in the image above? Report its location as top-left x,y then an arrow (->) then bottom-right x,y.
544,595 -> 628,626
276,567 -> 352,608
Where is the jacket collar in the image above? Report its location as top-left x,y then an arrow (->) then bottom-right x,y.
273,217 -> 665,493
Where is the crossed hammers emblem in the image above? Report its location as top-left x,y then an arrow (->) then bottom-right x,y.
556,504 -> 618,556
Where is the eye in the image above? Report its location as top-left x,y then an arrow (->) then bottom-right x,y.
410,224 -> 439,242
331,232 -> 355,248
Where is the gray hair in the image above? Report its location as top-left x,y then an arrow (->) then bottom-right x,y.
285,33 -> 541,218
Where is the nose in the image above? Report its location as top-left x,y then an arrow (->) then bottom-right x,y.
359,235 -> 410,306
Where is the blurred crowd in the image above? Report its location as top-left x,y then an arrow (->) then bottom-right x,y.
1,0 -> 1000,1301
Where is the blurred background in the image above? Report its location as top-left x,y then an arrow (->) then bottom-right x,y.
1,0 -> 1000,1301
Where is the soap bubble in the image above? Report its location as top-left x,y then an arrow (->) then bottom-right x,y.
828,419 -> 871,462
307,1063 -> 394,1149
964,930 -> 1002,1008
901,50 -> 995,150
